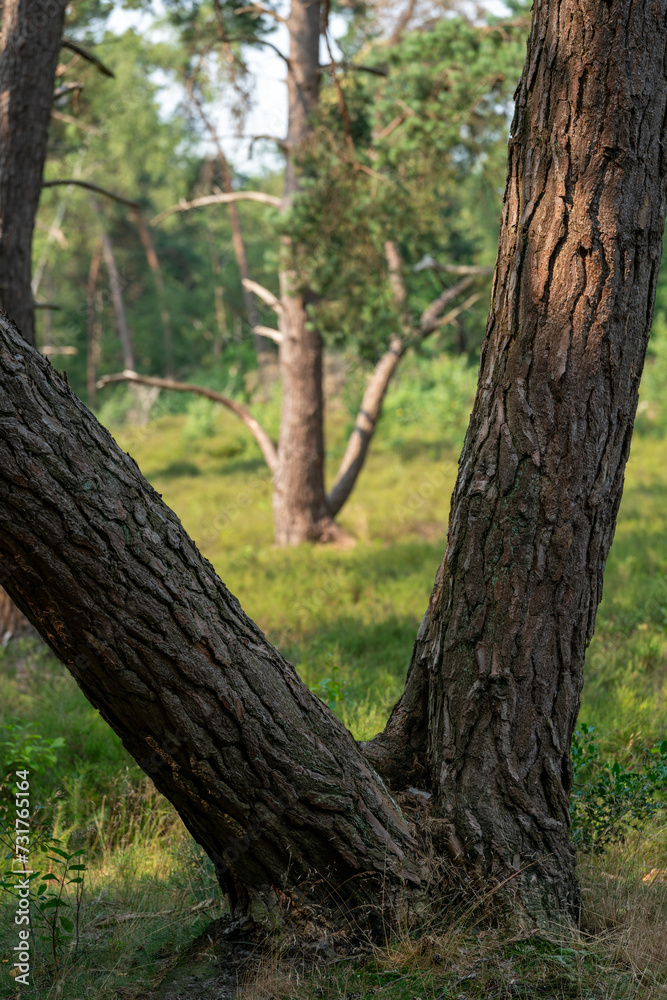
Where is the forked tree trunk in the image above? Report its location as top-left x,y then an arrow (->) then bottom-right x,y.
0,0 -> 67,346
1,0 -> 665,936
0,312 -> 420,926
368,0 -> 667,924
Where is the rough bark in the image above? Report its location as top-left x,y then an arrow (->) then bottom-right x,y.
0,0 -> 67,346
367,0 -> 667,925
0,312 -> 421,925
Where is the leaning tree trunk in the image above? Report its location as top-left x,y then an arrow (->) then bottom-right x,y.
272,0 -> 342,544
0,0 -> 67,346
367,0 -> 667,927
0,313 -> 421,926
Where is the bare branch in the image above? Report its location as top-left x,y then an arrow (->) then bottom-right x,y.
42,179 -> 139,208
248,134 -> 290,157
242,278 -> 283,316
253,325 -> 283,344
234,3 -> 288,23
33,302 -> 62,311
61,38 -> 115,78
433,293 -> 483,330
225,35 -> 290,63
53,81 -> 84,99
320,62 -> 388,77
151,191 -> 281,226
97,371 -> 278,474
327,265 -> 485,516
414,254 -> 494,276
418,276 -> 477,337
51,109 -> 101,134
42,345 -> 77,355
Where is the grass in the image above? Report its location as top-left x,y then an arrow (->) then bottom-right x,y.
0,349 -> 666,997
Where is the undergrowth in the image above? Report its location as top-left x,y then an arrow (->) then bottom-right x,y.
0,349 -> 666,997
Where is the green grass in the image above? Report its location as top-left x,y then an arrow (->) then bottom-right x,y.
1,349 -> 667,997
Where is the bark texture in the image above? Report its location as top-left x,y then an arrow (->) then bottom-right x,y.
0,313 -> 421,923
369,0 -> 667,923
0,0 -> 67,346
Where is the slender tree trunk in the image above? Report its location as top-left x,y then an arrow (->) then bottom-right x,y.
367,0 -> 667,927
86,244 -> 102,408
0,312 -> 421,926
188,65 -> 273,376
273,0 -> 343,544
100,228 -> 135,372
0,0 -> 67,346
130,208 -> 174,377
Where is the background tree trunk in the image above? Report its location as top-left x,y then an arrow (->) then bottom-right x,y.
273,0 -> 342,544
0,0 -> 67,346
368,0 -> 667,928
0,312 -> 421,926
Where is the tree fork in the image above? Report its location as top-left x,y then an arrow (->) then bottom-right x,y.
0,313 -> 422,926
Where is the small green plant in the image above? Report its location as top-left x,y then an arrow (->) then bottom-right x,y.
570,724 -> 667,852
310,655 -> 356,711
0,839 -> 87,972
0,724 -> 65,830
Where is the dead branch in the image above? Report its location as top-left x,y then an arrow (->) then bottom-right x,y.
151,191 -> 281,226
242,278 -> 283,316
327,269 -> 483,516
53,81 -> 84,99
253,325 -> 283,344
320,62 -> 388,77
97,371 -> 278,473
41,179 -> 138,208
234,3 -> 287,22
61,38 -> 115,78
50,109 -> 100,134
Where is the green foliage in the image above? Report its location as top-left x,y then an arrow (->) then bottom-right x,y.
0,841 -> 87,972
570,724 -> 667,853
309,652 -> 357,711
283,12 -> 528,360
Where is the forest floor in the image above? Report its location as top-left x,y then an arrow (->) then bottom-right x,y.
1,353 -> 666,998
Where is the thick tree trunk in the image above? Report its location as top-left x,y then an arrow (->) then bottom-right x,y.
0,0 -> 67,346
0,313 -> 421,926
273,0 -> 342,545
367,0 -> 667,926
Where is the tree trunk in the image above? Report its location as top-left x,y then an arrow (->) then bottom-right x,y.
0,0 -> 67,346
100,228 -> 135,372
0,585 -> 31,645
130,208 -> 174,378
2,0 -> 666,937
86,244 -> 102,408
272,0 -> 342,544
368,0 -> 667,927
0,312 -> 420,926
